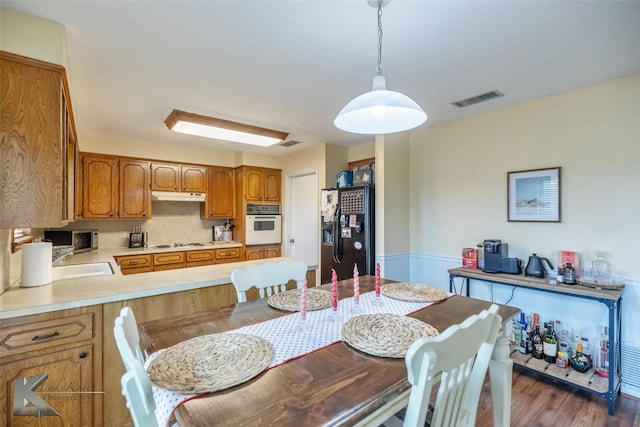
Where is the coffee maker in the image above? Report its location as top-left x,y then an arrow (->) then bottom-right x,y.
482,239 -> 508,273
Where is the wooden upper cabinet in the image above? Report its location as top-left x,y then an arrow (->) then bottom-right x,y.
263,169 -> 281,202
119,159 -> 150,218
151,163 -> 207,193
151,163 -> 180,191
181,165 -> 207,193
237,166 -> 282,204
202,166 -> 234,219
0,51 -> 77,228
82,154 -> 119,219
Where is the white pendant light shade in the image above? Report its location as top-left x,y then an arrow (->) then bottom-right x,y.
334,75 -> 427,134
334,0 -> 427,135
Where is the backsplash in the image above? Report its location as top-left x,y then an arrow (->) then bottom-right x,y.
62,202 -> 230,248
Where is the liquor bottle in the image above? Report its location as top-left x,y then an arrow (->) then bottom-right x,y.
532,325 -> 544,359
569,343 -> 592,373
597,326 -> 610,377
543,321 -> 557,363
512,317 -> 522,347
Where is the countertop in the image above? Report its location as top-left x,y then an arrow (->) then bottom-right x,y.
0,242 -> 308,320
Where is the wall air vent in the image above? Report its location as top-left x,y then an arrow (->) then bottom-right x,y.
451,90 -> 504,108
278,140 -> 303,147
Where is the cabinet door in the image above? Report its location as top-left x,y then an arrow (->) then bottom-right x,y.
181,165 -> 208,193
82,155 -> 119,219
151,163 -> 180,191
264,245 -> 281,259
204,167 -> 234,218
119,159 -> 150,218
186,249 -> 215,267
263,169 -> 281,202
244,247 -> 263,260
0,53 -> 66,228
1,344 -> 94,427
244,168 -> 264,202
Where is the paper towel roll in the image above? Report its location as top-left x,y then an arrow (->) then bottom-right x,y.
21,241 -> 53,287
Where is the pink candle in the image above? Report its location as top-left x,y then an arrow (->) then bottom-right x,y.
300,278 -> 307,321
375,262 -> 381,296
331,269 -> 338,310
353,264 -> 360,304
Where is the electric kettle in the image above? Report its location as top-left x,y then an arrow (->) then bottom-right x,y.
525,254 -> 554,278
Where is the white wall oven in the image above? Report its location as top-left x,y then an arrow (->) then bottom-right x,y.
245,204 -> 281,245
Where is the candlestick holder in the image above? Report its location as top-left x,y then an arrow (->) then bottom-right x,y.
294,316 -> 310,333
371,293 -> 384,306
350,301 -> 363,316
326,306 -> 342,322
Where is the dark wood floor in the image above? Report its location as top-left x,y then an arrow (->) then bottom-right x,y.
474,366 -> 640,427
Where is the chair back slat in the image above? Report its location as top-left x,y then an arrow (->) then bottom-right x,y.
231,260 -> 307,303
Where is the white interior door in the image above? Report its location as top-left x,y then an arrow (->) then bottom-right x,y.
287,172 -> 318,266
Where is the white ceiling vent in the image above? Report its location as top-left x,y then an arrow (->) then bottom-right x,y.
278,140 -> 303,148
451,90 -> 504,108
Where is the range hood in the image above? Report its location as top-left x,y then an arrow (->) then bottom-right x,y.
151,191 -> 206,202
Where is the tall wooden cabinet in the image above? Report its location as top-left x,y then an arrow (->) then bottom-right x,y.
0,51 -> 77,228
201,166 -> 235,219
119,159 -> 150,218
82,154 -> 119,219
0,306 -> 102,427
79,154 -> 150,220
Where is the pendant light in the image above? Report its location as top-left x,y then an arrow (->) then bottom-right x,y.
334,0 -> 427,135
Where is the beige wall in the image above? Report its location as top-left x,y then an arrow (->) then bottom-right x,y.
80,134 -> 238,167
348,142 -> 375,163
0,6 -> 66,65
409,72 -> 640,277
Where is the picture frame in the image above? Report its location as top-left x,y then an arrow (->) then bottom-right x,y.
508,167 -> 561,222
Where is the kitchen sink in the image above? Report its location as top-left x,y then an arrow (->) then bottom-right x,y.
52,262 -> 114,281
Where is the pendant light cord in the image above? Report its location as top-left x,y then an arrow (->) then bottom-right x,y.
376,1 -> 383,75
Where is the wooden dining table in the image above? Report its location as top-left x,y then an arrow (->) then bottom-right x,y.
138,276 -> 520,427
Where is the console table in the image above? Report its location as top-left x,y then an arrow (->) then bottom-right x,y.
448,267 -> 624,415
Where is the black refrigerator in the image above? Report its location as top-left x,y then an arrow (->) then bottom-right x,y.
320,186 -> 375,283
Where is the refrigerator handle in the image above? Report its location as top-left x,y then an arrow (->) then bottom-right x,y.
333,205 -> 342,263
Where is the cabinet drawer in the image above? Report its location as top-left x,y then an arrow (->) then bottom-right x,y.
215,247 -> 241,260
115,254 -> 152,268
0,313 -> 94,358
153,251 -> 186,266
186,249 -> 215,264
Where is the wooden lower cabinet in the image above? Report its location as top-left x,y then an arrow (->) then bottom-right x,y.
245,245 -> 281,260
114,254 -> 152,275
152,251 -> 186,271
0,306 -> 102,427
215,247 -> 242,264
186,249 -> 215,267
101,285 -> 237,426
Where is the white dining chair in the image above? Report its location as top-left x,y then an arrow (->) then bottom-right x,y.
230,260 -> 308,303
114,307 -> 158,427
383,304 -> 503,427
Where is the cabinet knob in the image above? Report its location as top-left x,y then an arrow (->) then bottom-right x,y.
79,352 -> 87,359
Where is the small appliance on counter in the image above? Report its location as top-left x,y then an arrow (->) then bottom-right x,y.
129,226 -> 146,248
482,239 -> 521,274
524,254 -> 554,278
44,229 -> 98,253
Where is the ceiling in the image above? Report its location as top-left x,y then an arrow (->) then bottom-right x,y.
4,1 -> 640,156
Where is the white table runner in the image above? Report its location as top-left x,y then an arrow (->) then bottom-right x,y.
146,290 -> 451,427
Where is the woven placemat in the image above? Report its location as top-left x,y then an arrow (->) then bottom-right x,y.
267,288 -> 332,311
342,313 -> 439,358
147,333 -> 273,394
381,282 -> 448,303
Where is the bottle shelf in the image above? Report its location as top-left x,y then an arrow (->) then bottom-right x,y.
510,347 -> 617,394
448,267 -> 623,415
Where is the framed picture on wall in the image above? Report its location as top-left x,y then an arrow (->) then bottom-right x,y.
508,167 -> 561,222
